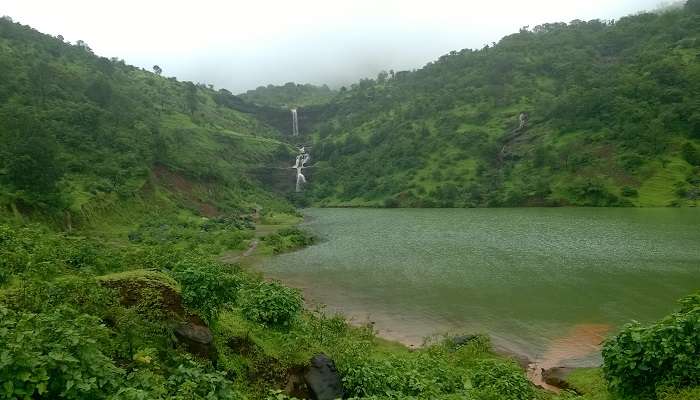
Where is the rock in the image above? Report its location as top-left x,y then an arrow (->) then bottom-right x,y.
99,269 -> 187,319
542,367 -> 575,390
303,354 -> 344,400
175,323 -> 217,361
451,334 -> 479,347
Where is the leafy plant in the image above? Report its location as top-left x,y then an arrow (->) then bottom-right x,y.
0,306 -> 123,400
468,359 -> 533,400
170,257 -> 246,324
602,292 -> 700,398
239,281 -> 303,327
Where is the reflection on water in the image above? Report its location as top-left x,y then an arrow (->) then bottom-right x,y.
260,208 -> 700,366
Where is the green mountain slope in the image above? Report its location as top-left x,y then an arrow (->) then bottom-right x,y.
240,82 -> 337,108
0,18 -> 295,226
305,4 -> 700,207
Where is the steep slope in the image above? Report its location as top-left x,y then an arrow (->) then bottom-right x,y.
0,17 -> 295,226
306,4 -> 700,207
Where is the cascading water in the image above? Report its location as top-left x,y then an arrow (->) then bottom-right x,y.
292,146 -> 310,192
290,108 -> 299,136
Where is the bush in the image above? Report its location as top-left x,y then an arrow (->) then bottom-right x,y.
339,351 -> 465,398
0,306 -> 124,399
682,142 -> 700,166
262,228 -> 314,254
603,292 -> 700,398
621,186 -> 639,197
468,359 -> 534,400
170,257 -> 246,324
239,281 -> 303,327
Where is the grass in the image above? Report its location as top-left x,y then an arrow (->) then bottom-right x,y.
636,158 -> 690,207
97,269 -> 181,292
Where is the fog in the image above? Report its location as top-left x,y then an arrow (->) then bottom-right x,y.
3,0 -> 667,93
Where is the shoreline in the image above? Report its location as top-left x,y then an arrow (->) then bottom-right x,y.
240,214 -> 609,391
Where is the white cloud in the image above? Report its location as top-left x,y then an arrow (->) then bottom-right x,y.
3,0 -> 664,92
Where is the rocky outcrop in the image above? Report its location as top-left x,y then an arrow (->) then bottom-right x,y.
175,323 -> 217,361
98,269 -> 216,361
542,366 -> 576,390
451,334 -> 479,348
303,354 -> 344,400
98,269 -> 185,318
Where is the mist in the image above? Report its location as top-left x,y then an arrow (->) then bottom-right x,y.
3,0 -> 668,92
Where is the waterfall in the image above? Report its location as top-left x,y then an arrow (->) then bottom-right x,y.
291,108 -> 299,136
292,146 -> 310,192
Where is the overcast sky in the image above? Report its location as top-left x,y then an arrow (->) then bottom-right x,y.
4,0 -> 667,93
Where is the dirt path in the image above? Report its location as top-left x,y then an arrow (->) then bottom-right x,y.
220,239 -> 259,264
242,239 -> 259,257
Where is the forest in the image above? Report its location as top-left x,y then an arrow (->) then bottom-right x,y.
302,3 -> 700,208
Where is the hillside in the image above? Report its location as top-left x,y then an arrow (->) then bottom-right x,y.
0,17 -> 296,228
240,82 -> 337,108
304,4 -> 700,207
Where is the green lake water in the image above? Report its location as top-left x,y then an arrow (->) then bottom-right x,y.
260,208 -> 700,366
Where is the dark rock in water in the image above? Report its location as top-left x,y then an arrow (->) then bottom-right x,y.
304,354 -> 344,400
542,367 -> 576,390
175,323 -> 217,361
451,334 -> 479,347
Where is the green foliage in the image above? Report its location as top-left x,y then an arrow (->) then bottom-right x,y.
171,257 -> 246,324
306,7 -> 700,207
261,227 -> 315,254
128,214 -> 255,254
602,293 -> 700,398
0,306 -> 123,399
0,17 -> 291,221
240,82 -> 337,107
682,142 -> 700,166
239,281 -> 303,327
469,359 -> 534,400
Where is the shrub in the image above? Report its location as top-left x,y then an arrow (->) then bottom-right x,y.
262,228 -> 315,254
682,142 -> 700,166
339,351 -> 465,399
0,306 -> 123,399
603,292 -> 700,397
170,257 -> 245,324
239,281 -> 303,326
468,359 -> 533,400
621,186 -> 639,197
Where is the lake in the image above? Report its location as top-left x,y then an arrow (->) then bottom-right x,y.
259,208 -> 700,367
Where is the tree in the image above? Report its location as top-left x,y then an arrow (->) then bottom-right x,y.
686,0 -> 700,13
152,65 -> 162,75
184,82 -> 198,114
0,108 -> 64,209
682,142 -> 700,166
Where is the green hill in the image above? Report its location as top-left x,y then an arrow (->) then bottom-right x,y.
240,82 -> 337,108
304,4 -> 700,207
0,17 -> 297,227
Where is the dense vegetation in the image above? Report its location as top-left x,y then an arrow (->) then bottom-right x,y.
0,16 -> 294,225
1,221 -> 697,399
1,3 -> 699,399
240,82 -> 337,108
603,293 -> 700,399
304,3 -> 700,207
